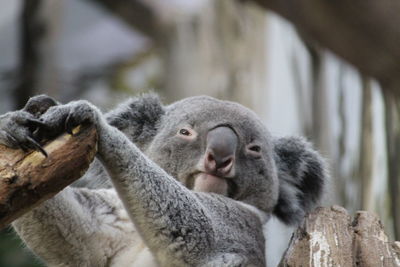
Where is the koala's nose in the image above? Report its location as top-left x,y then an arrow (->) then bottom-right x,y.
204,126 -> 237,176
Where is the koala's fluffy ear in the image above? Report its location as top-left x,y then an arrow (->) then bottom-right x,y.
106,93 -> 165,148
273,136 -> 327,226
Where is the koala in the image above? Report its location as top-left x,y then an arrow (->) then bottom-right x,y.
0,94 -> 327,267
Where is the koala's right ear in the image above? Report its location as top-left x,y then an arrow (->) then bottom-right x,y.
272,136 -> 327,226
106,93 -> 165,147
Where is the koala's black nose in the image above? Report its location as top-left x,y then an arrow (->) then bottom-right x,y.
205,126 -> 237,176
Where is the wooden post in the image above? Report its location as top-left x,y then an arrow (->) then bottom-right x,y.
279,206 -> 400,266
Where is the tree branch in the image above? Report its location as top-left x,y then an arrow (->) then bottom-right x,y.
0,125 -> 97,229
249,0 -> 400,92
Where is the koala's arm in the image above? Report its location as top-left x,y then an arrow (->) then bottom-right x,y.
37,100 -> 262,266
74,94 -> 165,189
96,112 -> 216,265
73,94 -> 165,189
13,187 -> 137,267
0,97 -> 138,266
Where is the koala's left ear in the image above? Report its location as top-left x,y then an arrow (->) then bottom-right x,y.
106,93 -> 165,148
272,136 -> 327,226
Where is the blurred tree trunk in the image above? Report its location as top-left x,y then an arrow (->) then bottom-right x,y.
305,44 -> 332,160
14,0 -> 41,109
36,0 -> 62,98
91,0 -> 267,112
290,47 -> 312,138
359,78 -> 374,211
383,89 -> 400,240
336,64 -> 350,207
294,38 -> 346,207
160,1 -> 267,112
14,0 -> 61,109
248,0 -> 400,94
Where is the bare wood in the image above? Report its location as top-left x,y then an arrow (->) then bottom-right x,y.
353,211 -> 400,266
248,0 -> 400,92
279,206 -> 353,266
0,125 -> 97,229
280,206 -> 400,266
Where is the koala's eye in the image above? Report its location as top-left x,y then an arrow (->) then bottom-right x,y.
249,145 -> 261,152
246,144 -> 262,157
177,127 -> 197,140
179,129 -> 191,136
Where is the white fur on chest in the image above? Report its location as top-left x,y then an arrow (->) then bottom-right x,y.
96,190 -> 159,267
111,241 -> 158,267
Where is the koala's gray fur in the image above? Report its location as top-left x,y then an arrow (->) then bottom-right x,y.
0,94 -> 328,267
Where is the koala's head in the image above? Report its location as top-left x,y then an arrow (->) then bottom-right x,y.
146,96 -> 280,213
108,94 -> 327,225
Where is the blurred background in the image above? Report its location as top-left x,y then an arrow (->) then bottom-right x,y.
0,0 -> 396,266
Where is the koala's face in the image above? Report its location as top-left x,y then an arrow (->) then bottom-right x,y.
145,96 -> 279,212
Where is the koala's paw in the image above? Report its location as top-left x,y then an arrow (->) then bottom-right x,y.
38,100 -> 100,137
0,111 -> 47,156
23,95 -> 59,117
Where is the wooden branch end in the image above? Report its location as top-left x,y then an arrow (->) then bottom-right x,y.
0,125 -> 97,229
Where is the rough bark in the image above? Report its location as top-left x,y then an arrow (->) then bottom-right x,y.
279,206 -> 400,266
0,125 -> 97,229
249,0 -> 400,92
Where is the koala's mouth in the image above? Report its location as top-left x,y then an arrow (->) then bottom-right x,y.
187,172 -> 237,198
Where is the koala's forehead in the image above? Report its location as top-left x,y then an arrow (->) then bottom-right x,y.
164,96 -> 268,137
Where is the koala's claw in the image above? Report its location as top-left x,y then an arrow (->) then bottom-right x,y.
25,136 -> 48,157
0,129 -> 47,157
0,111 -> 48,156
65,113 -> 76,135
37,100 -> 99,138
12,133 -> 47,157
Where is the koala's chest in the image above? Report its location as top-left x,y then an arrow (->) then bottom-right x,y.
110,238 -> 158,267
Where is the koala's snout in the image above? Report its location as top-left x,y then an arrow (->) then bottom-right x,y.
204,126 -> 237,177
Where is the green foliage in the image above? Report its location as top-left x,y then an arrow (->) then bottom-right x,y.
0,228 -> 43,267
